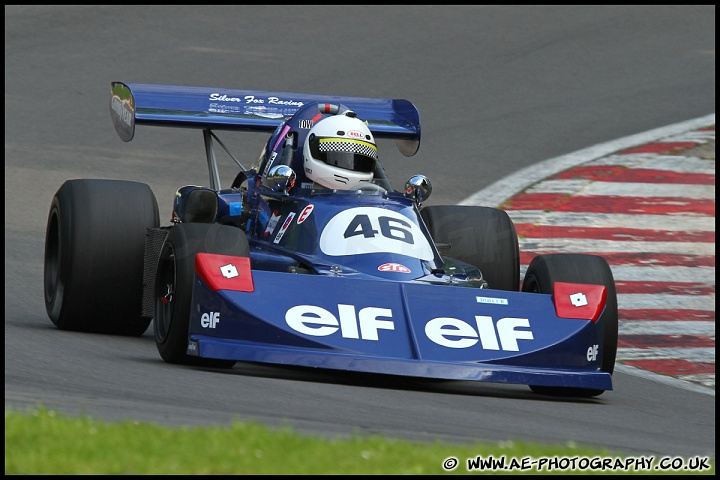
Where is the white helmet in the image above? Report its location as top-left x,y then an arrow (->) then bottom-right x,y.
303,112 -> 378,190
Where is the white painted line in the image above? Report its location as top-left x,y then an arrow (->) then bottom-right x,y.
525,180 -> 715,199
521,179 -> 591,195
616,347 -> 715,362
602,265 -> 716,283
459,113 -> 716,208
519,265 -> 716,284
618,294 -> 715,311
518,238 -> 715,255
589,154 -> 716,174
619,320 -> 716,335
505,210 -> 715,231
676,373 -> 715,389
661,130 -> 717,143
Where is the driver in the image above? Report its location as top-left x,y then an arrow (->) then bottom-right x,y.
302,111 -> 380,190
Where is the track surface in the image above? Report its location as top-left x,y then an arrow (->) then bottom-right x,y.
5,6 -> 715,460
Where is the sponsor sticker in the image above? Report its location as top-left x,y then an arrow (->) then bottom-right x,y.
283,303 -> 535,351
195,253 -> 254,292
264,210 -> 281,236
378,263 -> 411,273
297,205 -> 314,224
476,296 -> 509,305
274,212 -> 296,244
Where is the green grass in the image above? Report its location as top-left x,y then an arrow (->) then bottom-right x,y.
4,406 -> 714,475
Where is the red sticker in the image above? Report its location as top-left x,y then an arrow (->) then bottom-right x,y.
195,253 -> 254,292
378,263 -> 411,273
297,205 -> 314,224
553,282 -> 606,322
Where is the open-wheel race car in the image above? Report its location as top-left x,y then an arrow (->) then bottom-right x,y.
43,82 -> 618,397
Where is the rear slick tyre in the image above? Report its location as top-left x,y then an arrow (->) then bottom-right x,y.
43,179 -> 159,336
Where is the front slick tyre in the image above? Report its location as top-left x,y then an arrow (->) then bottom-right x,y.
43,179 -> 159,336
154,223 -> 249,368
522,253 -> 618,398
420,205 -> 520,291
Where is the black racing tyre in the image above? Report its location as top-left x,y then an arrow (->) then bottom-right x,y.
43,179 -> 159,336
420,205 -> 520,291
522,253 -> 619,398
154,223 -> 250,368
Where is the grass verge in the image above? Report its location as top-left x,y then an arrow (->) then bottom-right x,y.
4,405 -> 714,475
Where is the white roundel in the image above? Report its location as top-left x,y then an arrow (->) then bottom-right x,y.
319,207 -> 434,260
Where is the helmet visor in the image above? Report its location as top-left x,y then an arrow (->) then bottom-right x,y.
310,137 -> 378,173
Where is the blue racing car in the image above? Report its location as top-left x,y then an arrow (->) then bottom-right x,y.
43,82 -> 618,397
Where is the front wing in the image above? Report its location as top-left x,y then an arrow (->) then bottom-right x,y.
187,256 -> 612,391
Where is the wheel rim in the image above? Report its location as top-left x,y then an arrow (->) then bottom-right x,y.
154,244 -> 177,343
522,274 -> 540,294
44,211 -> 60,303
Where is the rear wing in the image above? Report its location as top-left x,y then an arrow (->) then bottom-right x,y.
110,82 -> 421,156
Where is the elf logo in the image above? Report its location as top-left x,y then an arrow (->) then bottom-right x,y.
286,304 -> 393,341
201,311 -> 220,328
587,344 -> 599,361
425,317 -> 533,351
285,304 -> 534,350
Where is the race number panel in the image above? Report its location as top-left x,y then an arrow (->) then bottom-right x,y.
319,207 -> 434,260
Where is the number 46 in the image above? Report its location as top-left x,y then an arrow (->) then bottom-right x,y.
343,214 -> 414,244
